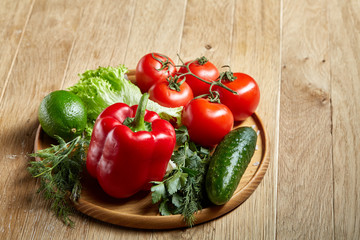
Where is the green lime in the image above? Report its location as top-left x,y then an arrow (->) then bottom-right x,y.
38,90 -> 87,141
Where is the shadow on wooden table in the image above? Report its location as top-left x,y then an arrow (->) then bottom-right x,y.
0,118 -> 42,209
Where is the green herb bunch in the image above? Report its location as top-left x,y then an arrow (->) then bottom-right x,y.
151,126 -> 211,226
28,136 -> 89,227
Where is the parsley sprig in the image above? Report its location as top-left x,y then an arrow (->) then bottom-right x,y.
151,126 -> 211,226
28,135 -> 89,227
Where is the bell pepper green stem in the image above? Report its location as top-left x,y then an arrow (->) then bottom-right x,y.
132,93 -> 149,132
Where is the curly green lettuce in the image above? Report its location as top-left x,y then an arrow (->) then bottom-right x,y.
68,65 -> 182,135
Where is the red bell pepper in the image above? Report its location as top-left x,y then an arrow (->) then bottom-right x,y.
86,93 -> 176,198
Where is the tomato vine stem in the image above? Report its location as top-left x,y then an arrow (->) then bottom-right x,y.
156,54 -> 239,97
151,53 -> 174,72
218,65 -> 237,82
167,75 -> 186,92
173,54 -> 238,96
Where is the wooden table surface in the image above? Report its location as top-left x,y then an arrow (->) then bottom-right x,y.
1,0 -> 359,239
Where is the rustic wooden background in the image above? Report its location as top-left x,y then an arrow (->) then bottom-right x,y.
0,0 -> 359,239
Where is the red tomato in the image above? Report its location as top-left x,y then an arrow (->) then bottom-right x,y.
214,73 -> 260,121
135,53 -> 176,93
149,81 -> 194,108
178,57 -> 219,97
182,98 -> 233,147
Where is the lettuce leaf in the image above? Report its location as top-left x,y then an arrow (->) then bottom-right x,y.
68,65 -> 182,134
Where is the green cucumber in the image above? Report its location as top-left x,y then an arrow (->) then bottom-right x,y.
206,127 -> 257,205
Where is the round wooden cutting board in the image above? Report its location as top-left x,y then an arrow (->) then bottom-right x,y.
34,70 -> 269,229
34,114 -> 268,229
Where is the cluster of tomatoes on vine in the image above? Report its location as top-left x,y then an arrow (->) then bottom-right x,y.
135,53 -> 260,147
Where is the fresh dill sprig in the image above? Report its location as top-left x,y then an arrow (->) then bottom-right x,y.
28,135 -> 89,227
151,126 -> 211,226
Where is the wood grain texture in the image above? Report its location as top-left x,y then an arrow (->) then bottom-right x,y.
61,0 -> 137,89
0,0 -> 83,239
124,0 -> 187,68
178,0 -> 234,67
329,0 -> 360,239
228,0 -> 280,239
278,0 -> 333,239
0,0 -> 34,103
